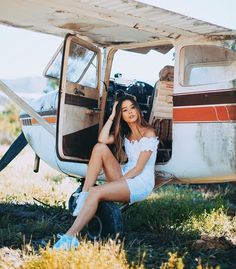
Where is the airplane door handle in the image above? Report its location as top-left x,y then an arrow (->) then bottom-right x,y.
86,107 -> 101,114
74,88 -> 85,96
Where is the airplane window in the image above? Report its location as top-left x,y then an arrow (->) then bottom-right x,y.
187,63 -> 236,85
67,42 -> 97,87
45,41 -> 98,88
45,48 -> 63,80
180,45 -> 236,86
77,56 -> 97,88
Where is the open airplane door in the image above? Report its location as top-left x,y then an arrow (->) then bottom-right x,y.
46,34 -> 101,162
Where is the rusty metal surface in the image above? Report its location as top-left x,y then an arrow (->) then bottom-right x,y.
0,0 -> 235,46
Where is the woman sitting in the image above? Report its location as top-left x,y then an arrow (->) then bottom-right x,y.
54,95 -> 159,250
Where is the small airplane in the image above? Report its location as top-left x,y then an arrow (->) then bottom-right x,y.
0,0 -> 236,239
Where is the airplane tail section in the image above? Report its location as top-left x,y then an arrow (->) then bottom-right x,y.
0,132 -> 28,172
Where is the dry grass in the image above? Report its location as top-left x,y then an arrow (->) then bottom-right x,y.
160,253 -> 184,269
22,240 -> 145,269
0,145 -> 77,206
184,207 -> 236,244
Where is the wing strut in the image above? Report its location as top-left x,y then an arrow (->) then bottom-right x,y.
0,80 -> 56,137
0,132 -> 28,172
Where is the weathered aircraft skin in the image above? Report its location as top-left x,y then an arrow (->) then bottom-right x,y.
0,1 -> 236,185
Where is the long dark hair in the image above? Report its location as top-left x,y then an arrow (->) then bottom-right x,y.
113,95 -> 151,162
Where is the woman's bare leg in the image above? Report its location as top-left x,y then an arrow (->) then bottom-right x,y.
67,180 -> 130,236
82,143 -> 123,191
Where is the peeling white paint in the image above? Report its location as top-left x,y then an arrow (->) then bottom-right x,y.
0,0 -> 235,46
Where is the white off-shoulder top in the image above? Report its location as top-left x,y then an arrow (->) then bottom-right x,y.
122,136 -> 159,190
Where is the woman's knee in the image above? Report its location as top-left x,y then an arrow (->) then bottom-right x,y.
87,186 -> 102,202
92,142 -> 109,155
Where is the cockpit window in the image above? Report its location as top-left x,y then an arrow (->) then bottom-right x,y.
180,44 -> 236,86
45,41 -> 98,88
67,42 -> 97,87
45,48 -> 63,80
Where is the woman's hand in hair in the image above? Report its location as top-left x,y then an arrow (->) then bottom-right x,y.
110,101 -> 118,121
98,101 -> 118,144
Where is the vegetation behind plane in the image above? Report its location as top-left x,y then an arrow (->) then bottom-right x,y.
0,103 -> 21,144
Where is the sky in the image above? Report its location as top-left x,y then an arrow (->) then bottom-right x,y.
0,0 -> 236,81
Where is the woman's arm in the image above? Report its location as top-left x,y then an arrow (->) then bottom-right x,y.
98,101 -> 117,144
98,118 -> 114,144
119,150 -> 152,180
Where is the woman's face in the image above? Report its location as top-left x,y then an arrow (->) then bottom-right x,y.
121,100 -> 139,123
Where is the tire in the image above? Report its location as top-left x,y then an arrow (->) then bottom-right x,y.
68,189 -> 123,240
86,201 -> 123,240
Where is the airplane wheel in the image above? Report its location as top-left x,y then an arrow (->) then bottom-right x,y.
68,190 -> 123,240
86,201 -> 123,240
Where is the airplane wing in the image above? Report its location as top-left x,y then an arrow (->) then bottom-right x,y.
0,0 -> 235,47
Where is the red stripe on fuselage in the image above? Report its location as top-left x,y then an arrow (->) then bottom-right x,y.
31,116 -> 57,125
21,116 -> 57,125
173,105 -> 236,122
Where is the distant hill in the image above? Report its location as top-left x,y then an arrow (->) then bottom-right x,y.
2,76 -> 48,93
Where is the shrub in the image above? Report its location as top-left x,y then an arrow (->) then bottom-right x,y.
183,207 -> 236,239
0,103 -> 21,144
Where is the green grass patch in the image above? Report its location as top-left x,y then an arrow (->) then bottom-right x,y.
124,185 -> 228,236
123,184 -> 236,268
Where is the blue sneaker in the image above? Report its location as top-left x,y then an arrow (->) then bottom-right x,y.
53,234 -> 79,250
